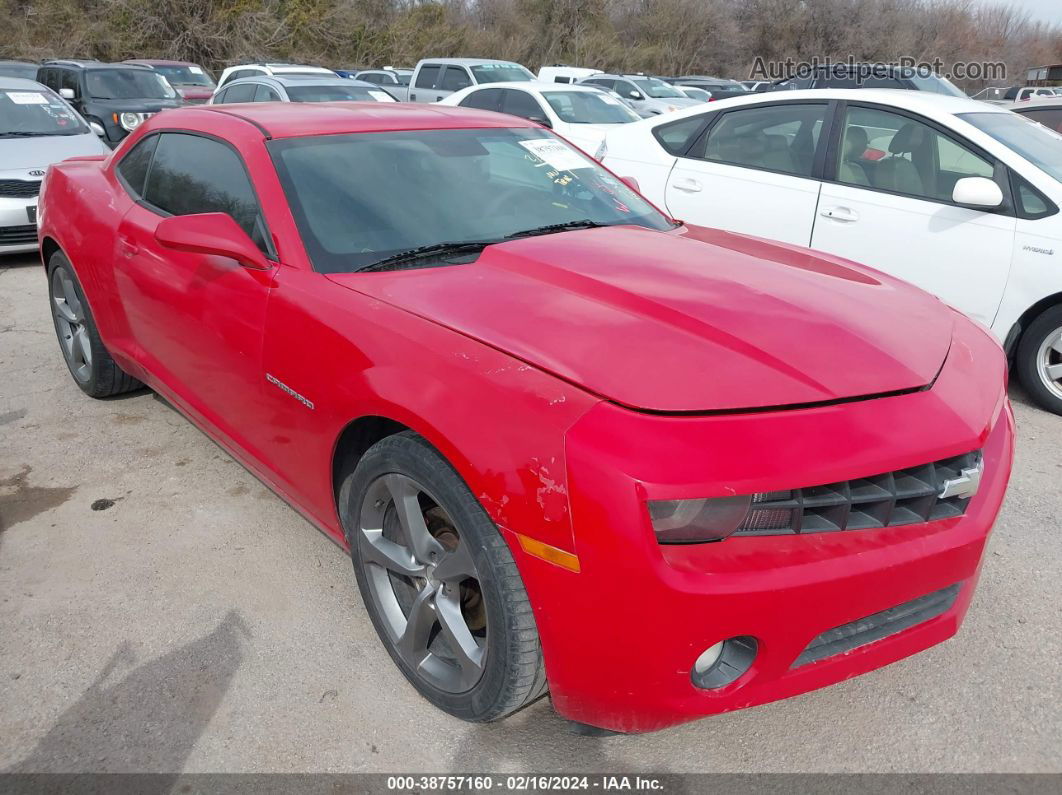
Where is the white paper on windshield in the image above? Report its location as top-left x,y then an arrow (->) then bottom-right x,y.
369,90 -> 396,102
518,139 -> 588,171
188,66 -> 204,75
7,92 -> 49,105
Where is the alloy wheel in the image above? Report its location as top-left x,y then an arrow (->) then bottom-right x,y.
51,267 -> 92,383
1036,325 -> 1062,402
357,473 -> 487,693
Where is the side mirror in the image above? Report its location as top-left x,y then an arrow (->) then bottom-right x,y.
952,176 -> 1003,209
528,114 -> 553,129
628,90 -> 642,100
155,213 -> 272,270
59,88 -> 75,100
88,121 -> 105,137
620,176 -> 640,192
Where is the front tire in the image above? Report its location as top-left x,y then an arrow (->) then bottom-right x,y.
1016,305 -> 1062,416
48,251 -> 142,398
339,431 -> 547,722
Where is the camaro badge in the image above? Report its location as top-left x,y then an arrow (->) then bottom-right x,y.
938,457 -> 984,500
266,373 -> 315,410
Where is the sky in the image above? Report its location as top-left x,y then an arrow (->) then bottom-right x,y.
991,0 -> 1061,26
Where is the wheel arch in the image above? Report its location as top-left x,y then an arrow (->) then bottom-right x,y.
1005,291 -> 1062,358
40,236 -> 62,269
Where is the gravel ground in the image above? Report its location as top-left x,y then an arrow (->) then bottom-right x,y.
1,252 -> 1059,774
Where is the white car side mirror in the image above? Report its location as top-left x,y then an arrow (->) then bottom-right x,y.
59,88 -> 75,100
952,177 -> 1003,209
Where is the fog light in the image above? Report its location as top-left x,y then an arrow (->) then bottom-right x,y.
691,636 -> 758,689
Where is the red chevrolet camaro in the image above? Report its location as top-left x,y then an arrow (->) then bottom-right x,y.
37,102 -> 1013,733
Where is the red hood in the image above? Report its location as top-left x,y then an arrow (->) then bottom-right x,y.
328,225 -> 953,413
176,86 -> 213,100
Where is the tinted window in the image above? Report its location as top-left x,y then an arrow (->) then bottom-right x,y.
152,64 -> 214,88
38,69 -> 60,91
1014,178 -> 1054,218
469,63 -> 534,83
653,115 -> 707,155
415,65 -> 441,89
836,107 -> 994,201
60,70 -> 80,96
583,78 -> 615,90
116,135 -> 158,196
701,104 -> 826,176
501,89 -> 545,121
269,128 -> 672,274
220,83 -> 256,103
253,84 -> 280,102
1021,108 -> 1062,134
286,84 -> 395,102
440,66 -> 472,91
143,133 -> 270,253
223,69 -> 258,86
360,73 -> 384,84
458,88 -> 503,112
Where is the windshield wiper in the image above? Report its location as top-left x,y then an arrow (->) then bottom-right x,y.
0,131 -> 53,137
505,219 -> 610,240
355,240 -> 499,273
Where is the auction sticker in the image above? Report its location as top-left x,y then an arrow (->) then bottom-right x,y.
518,139 -> 589,172
7,92 -> 49,105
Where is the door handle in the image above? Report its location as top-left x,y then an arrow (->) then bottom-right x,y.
672,178 -> 702,193
118,237 -> 139,257
819,206 -> 859,222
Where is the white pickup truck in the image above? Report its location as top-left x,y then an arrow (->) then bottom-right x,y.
393,58 -> 536,103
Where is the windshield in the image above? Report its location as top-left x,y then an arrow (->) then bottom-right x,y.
679,87 -> 711,101
0,63 -> 38,80
394,71 -> 412,85
907,72 -> 966,97
152,64 -> 215,87
543,91 -> 640,124
87,69 -> 177,100
286,84 -> 396,102
631,78 -> 684,99
469,63 -> 534,83
960,111 -> 1062,182
269,127 -> 672,273
0,88 -> 88,136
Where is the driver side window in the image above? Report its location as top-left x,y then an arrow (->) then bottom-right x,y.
697,103 -> 827,177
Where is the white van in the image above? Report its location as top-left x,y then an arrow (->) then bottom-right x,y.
537,66 -> 603,85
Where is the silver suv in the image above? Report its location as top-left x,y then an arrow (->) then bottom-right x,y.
577,74 -> 700,117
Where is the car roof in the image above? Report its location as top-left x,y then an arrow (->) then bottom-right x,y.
0,59 -> 37,66
163,102 -> 537,139
419,58 -> 525,66
465,81 -> 602,93
678,88 -> 1009,117
224,75 -> 376,88
0,76 -> 50,91
45,60 -> 152,71
124,59 -> 199,67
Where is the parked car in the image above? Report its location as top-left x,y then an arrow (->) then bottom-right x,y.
768,64 -> 966,96
438,81 -> 640,155
35,60 -> 182,147
577,73 -> 700,116
38,101 -> 1012,734
216,62 -> 336,88
741,80 -> 771,92
352,67 -> 414,88
600,88 -> 1062,414
0,76 -> 109,254
404,58 -> 535,103
1004,97 -> 1062,132
671,76 -> 749,100
0,60 -> 38,80
972,85 -> 1058,103
124,59 -> 216,104
675,86 -> 712,102
537,65 -> 602,84
210,75 -> 396,105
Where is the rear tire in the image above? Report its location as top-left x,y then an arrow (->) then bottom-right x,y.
339,431 -> 548,722
47,251 -> 142,398
1016,305 -> 1062,416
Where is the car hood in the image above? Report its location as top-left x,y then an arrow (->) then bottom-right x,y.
174,85 -> 214,100
327,225 -> 953,413
643,97 -> 701,111
0,132 -> 109,171
88,98 -> 184,112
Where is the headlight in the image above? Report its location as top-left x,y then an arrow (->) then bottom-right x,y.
594,140 -> 607,160
118,112 -> 144,132
648,496 -> 752,543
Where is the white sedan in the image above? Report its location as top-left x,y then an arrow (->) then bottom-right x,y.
600,88 -> 1062,415
437,81 -> 641,155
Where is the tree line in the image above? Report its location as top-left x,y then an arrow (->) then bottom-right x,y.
2,0 -> 1059,89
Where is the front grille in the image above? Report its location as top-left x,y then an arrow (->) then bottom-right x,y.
792,583 -> 961,668
0,179 -> 41,198
734,450 -> 981,536
0,224 -> 38,245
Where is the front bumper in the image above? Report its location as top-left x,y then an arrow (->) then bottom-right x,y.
0,196 -> 40,253
509,318 -> 1013,733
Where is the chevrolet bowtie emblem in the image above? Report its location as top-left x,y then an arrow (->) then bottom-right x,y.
938,456 -> 984,500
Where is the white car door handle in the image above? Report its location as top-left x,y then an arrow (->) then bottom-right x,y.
819,206 -> 859,222
672,178 -> 702,193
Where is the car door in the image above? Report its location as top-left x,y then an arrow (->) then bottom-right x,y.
498,88 -> 550,126
457,87 -> 503,112
810,103 -> 1016,327
252,83 -> 281,102
112,131 -> 279,458
435,66 -> 472,101
409,64 -> 441,102
218,82 -> 257,103
664,101 -> 830,246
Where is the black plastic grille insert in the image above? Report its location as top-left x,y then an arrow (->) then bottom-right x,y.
734,451 -> 981,536
0,224 -> 38,245
792,583 -> 961,668
0,179 -> 41,198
